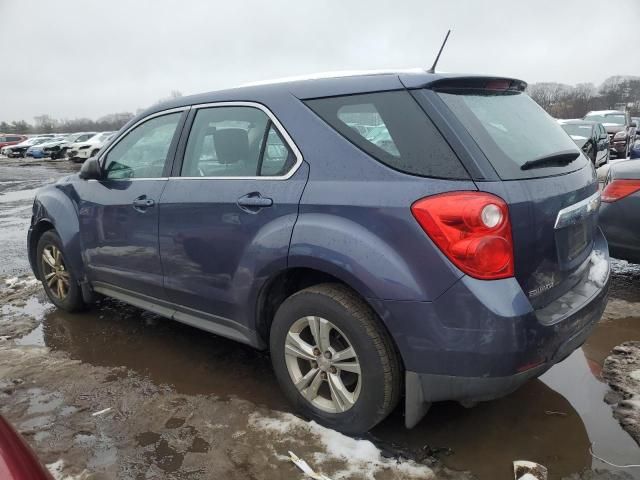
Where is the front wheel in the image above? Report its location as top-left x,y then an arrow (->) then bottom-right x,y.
270,284 -> 402,434
36,230 -> 85,312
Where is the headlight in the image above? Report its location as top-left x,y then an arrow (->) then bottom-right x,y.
614,131 -> 627,139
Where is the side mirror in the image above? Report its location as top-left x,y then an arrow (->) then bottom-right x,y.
79,157 -> 102,180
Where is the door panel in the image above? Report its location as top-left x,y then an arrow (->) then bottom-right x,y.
78,110 -> 186,296
77,179 -> 167,297
158,163 -> 309,327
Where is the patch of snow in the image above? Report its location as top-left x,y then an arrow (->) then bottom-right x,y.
630,370 -> 640,382
588,251 -> 609,288
250,412 -> 434,479
47,459 -> 89,480
240,68 -> 426,87
0,187 -> 39,204
570,135 -> 588,140
1,296 -> 52,322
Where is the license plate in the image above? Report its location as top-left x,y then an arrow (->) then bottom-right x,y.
567,222 -> 588,260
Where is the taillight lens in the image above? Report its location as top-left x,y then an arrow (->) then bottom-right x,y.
602,179 -> 640,203
411,192 -> 514,280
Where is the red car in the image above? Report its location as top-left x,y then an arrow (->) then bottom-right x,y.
0,416 -> 53,480
0,134 -> 28,150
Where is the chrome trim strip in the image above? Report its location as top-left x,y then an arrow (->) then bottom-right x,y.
96,102 -> 303,182
554,191 -> 601,229
172,101 -> 303,181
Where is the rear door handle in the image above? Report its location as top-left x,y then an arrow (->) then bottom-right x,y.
132,196 -> 155,211
237,192 -> 273,212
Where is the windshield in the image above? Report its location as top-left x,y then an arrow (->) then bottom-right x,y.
561,123 -> 592,138
436,89 -> 586,179
584,113 -> 626,126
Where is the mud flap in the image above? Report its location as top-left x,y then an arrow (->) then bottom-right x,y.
405,371 -> 431,428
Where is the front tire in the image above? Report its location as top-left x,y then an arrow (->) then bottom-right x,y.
36,230 -> 85,312
270,283 -> 401,434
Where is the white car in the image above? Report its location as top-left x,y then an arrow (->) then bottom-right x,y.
66,132 -> 115,163
48,132 -> 97,159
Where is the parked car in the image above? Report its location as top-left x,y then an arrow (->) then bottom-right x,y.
0,134 -> 28,151
630,138 -> 640,159
4,137 -> 52,158
0,415 -> 53,479
583,110 -> 637,158
600,160 -> 640,263
633,117 -> 640,137
47,132 -> 97,159
28,71 -> 610,434
558,120 -> 609,166
66,132 -> 115,163
26,136 -> 69,158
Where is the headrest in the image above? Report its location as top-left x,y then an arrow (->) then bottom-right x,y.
214,128 -> 249,164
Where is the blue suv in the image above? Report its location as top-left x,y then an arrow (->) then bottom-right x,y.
28,71 -> 610,433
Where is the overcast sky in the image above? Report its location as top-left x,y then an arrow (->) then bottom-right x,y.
1,0 -> 639,122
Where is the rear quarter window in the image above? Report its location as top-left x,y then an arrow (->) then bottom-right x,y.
305,91 -> 469,179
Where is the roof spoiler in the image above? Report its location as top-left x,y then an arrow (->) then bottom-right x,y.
427,76 -> 528,92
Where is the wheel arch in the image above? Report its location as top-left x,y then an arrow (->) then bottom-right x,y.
254,266 -> 405,372
29,190 -> 85,281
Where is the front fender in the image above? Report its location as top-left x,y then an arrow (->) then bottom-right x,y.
30,184 -> 84,280
288,213 -> 462,301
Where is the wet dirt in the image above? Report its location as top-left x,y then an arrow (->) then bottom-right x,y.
1,158 -> 639,479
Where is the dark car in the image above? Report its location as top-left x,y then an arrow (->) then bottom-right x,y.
0,416 -> 53,480
583,110 -> 637,158
600,160 -> 640,263
0,134 -> 27,151
27,71 -> 610,433
559,119 -> 609,166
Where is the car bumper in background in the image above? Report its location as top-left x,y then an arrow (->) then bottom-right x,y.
600,196 -> 640,263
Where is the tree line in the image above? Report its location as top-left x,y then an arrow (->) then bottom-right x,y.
0,91 -> 183,135
2,81 -> 639,135
527,75 -> 640,119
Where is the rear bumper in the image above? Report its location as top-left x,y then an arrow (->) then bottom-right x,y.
374,230 -> 611,427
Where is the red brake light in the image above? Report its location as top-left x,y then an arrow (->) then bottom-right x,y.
602,179 -> 640,203
485,79 -> 511,91
411,192 -> 514,280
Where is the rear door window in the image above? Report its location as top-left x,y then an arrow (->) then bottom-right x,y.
436,89 -> 588,180
305,91 -> 469,179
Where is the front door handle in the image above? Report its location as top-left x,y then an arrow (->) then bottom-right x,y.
237,192 -> 273,212
132,196 -> 155,211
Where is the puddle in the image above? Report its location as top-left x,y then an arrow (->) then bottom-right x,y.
13,262 -> 639,479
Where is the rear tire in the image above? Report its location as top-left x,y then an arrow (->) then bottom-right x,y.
270,283 -> 401,434
36,230 -> 85,312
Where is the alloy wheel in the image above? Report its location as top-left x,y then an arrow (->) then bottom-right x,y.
41,245 -> 70,300
284,316 -> 361,413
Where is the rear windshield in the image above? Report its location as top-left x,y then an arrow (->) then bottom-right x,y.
561,123 -> 593,138
305,91 -> 469,179
436,90 -> 587,180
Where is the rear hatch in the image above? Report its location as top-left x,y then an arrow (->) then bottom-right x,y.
429,78 -> 599,309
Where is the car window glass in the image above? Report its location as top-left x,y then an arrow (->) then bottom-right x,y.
103,112 -> 181,180
260,125 -> 295,176
182,106 -> 294,178
306,91 -> 469,179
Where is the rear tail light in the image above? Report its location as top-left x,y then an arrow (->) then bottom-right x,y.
411,192 -> 514,280
602,179 -> 640,203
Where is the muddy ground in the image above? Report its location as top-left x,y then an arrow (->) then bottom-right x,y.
0,157 -> 639,480
603,342 -> 640,447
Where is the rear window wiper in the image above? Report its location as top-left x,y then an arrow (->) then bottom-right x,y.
520,151 -> 580,171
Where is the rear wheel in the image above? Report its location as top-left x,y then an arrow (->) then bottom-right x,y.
270,283 -> 401,434
36,230 -> 85,312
